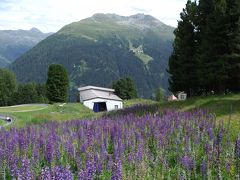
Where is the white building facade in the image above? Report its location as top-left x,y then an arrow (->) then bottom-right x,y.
78,86 -> 123,112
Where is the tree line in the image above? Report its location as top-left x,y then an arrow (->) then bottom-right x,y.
1,64 -> 156,107
0,64 -> 69,106
168,0 -> 240,96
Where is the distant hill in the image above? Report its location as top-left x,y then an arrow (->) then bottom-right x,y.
9,13 -> 174,99
0,28 -> 52,67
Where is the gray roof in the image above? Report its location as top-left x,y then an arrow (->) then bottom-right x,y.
78,86 -> 122,101
78,86 -> 115,92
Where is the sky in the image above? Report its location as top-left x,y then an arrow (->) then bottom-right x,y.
0,0 -> 187,33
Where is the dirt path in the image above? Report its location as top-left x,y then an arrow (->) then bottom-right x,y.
0,104 -> 48,112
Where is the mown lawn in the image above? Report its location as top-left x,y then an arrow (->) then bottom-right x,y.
0,103 -> 95,128
0,120 -> 6,126
0,104 -> 47,112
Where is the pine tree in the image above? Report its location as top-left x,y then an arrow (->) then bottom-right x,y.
0,69 -> 17,106
198,0 -> 230,93
226,0 -> 240,92
155,87 -> 165,102
46,64 -> 69,103
169,0 -> 240,95
13,83 -> 39,104
112,77 -> 137,100
168,0 -> 199,96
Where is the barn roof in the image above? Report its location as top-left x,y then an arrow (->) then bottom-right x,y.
78,86 -> 115,92
78,86 -> 122,101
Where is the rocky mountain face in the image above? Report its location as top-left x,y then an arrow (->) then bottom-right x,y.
9,14 -> 174,99
0,28 -> 52,67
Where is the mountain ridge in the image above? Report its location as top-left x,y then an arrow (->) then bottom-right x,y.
0,28 -> 52,67
9,13 -> 174,99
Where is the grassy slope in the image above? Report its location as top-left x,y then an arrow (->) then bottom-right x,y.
160,94 -> 240,138
124,94 -> 240,138
123,98 -> 157,107
160,94 -> 240,118
1,94 -> 239,135
0,103 -> 95,128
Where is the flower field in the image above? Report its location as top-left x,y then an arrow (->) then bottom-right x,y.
0,107 -> 239,179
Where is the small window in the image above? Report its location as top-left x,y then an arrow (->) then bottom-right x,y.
114,105 -> 118,109
180,94 -> 186,100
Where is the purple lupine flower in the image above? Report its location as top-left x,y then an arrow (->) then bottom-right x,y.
39,167 -> 51,180
45,141 -> 53,163
200,160 -> 207,178
135,142 -> 144,162
216,130 -> 223,146
107,155 -> 113,170
111,157 -> 122,180
85,158 -> 97,179
65,141 -> 74,157
40,166 -> 73,180
180,155 -> 195,171
15,159 -> 33,180
235,138 -> 240,159
208,127 -> 214,140
226,162 -> 231,172
204,143 -> 212,154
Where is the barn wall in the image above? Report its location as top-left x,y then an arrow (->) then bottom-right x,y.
83,98 -> 123,111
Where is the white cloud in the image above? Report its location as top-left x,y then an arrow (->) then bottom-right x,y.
0,0 -> 186,32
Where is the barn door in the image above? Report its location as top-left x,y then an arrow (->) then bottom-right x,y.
93,103 -> 99,112
93,102 -> 107,112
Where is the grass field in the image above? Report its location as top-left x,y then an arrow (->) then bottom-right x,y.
0,120 -> 6,126
0,94 -> 239,133
0,99 -> 156,128
0,94 -> 239,179
0,103 -> 95,128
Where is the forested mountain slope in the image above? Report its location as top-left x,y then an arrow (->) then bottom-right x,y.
10,14 -> 174,99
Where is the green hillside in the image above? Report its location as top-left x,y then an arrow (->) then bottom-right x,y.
1,94 -> 239,138
9,13 -> 174,99
119,94 -> 240,139
161,94 -> 240,138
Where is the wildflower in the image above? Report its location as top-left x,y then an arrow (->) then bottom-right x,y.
200,160 -> 207,178
111,157 -> 122,180
180,155 -> 195,171
16,159 -> 33,180
235,138 -> 240,159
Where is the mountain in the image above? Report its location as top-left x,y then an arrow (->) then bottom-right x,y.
9,13 -> 174,99
0,28 -> 52,67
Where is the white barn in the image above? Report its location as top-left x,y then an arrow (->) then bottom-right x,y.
78,86 -> 123,112
177,91 -> 187,101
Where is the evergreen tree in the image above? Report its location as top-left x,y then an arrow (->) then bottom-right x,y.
169,0 -> 240,95
226,0 -> 240,92
13,83 -> 39,104
36,83 -> 48,103
168,0 -> 199,96
198,0 -> 230,93
0,69 -> 17,106
112,77 -> 137,100
46,64 -> 69,103
155,87 -> 165,102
